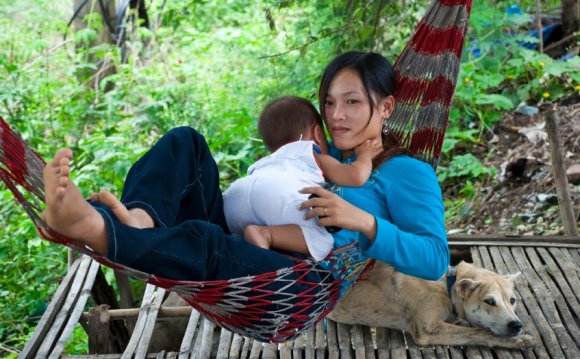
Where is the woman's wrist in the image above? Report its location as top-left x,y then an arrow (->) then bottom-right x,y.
358,212 -> 377,242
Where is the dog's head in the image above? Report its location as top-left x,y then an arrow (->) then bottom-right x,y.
453,261 -> 523,337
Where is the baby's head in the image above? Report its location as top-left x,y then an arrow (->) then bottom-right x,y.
258,96 -> 328,153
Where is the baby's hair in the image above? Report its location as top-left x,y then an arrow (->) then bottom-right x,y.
258,96 -> 323,152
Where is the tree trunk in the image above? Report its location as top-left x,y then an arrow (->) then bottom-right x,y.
72,0 -> 117,89
561,0 -> 579,40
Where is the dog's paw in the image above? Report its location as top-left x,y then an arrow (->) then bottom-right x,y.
453,318 -> 471,327
512,334 -> 536,350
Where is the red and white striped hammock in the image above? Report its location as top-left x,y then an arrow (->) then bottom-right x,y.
0,0 -> 472,343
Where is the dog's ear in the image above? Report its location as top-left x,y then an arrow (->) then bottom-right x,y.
503,272 -> 521,284
455,278 -> 481,299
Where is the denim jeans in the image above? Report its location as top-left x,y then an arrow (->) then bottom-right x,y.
97,127 -> 328,284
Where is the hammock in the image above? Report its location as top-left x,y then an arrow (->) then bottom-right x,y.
0,0 -> 472,344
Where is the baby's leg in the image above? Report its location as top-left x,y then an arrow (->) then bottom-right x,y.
243,224 -> 309,256
43,149 -> 108,254
90,190 -> 154,229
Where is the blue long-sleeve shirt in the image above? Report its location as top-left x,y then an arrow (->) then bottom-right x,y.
328,150 -> 449,281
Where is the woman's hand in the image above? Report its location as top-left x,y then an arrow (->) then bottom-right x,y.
299,187 -> 377,242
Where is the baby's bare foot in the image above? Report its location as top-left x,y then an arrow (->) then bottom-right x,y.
43,149 -> 108,254
94,190 -> 154,229
243,225 -> 272,249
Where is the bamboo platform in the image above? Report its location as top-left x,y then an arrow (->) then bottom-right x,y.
20,235 -> 580,359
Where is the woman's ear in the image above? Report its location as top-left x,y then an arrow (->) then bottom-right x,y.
380,96 -> 395,119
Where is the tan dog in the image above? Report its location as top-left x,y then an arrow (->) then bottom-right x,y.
328,261 -> 535,349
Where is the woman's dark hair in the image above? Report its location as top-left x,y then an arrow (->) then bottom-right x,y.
318,51 -> 407,168
258,96 -> 323,152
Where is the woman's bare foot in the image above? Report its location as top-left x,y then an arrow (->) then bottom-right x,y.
90,190 -> 154,229
43,149 -> 108,255
243,225 -> 273,250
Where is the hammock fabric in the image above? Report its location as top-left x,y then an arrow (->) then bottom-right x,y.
0,0 -> 472,344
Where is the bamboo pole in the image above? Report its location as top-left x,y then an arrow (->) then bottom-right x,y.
535,0 -> 543,53
544,109 -> 578,236
81,306 -> 193,321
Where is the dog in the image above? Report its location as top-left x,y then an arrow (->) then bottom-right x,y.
328,261 -> 535,349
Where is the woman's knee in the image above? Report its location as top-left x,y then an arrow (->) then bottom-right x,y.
162,127 -> 213,162
165,126 -> 207,145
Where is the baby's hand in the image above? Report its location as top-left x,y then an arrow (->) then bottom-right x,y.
354,139 -> 382,159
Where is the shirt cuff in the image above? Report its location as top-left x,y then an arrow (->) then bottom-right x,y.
360,216 -> 397,261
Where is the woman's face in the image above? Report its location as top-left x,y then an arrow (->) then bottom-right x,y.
323,68 -> 393,157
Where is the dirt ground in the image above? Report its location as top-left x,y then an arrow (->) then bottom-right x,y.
443,95 -> 580,235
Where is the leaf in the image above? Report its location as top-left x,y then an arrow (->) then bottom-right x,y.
475,94 -> 514,110
74,28 -> 97,46
543,61 -> 569,77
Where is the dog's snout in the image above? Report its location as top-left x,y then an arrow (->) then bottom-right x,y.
507,320 -> 523,335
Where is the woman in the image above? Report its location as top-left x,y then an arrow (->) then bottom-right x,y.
42,51 -> 448,297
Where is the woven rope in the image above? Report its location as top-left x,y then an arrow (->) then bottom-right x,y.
0,0 -> 472,343
389,0 -> 472,167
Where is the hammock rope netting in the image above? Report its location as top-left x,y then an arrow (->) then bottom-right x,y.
0,0 -> 472,343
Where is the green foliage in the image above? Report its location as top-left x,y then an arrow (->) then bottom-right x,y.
451,2 -> 579,135
438,154 -> 497,183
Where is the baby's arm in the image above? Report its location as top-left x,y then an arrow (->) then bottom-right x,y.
315,140 -> 382,187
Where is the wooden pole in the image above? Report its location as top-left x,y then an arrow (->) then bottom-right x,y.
535,0 -> 543,53
114,271 -> 136,332
82,306 -> 193,321
87,305 -> 114,354
544,109 -> 578,236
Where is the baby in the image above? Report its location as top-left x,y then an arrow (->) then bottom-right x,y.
223,96 -> 381,260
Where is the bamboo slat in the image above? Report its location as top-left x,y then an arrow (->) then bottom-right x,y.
20,258 -> 82,359
421,346 -> 439,359
50,259 -> 101,358
509,247 -> 579,358
406,336 -> 423,359
240,336 -> 252,359
351,325 -> 366,359
121,285 -> 165,359
178,309 -> 201,359
305,328 -> 315,359
262,343 -> 277,359
326,319 -> 340,359
526,247 -> 580,346
278,341 -> 292,359
249,339 -> 262,359
37,256 -> 94,357
471,247 -> 525,359
216,327 -> 233,359
361,325 -> 375,359
388,329 -> 406,358
228,334 -> 243,359
448,346 -> 465,359
375,327 -> 389,359
292,333 -> 305,359
496,247 -> 565,359
483,247 -> 544,359
198,318 -> 216,359
191,323 -> 204,359
569,249 -> 580,268
434,346 -> 450,359
539,248 -> 580,312
549,248 -> 580,302
135,287 -> 166,359
314,320 -> 325,359
337,322 -> 353,359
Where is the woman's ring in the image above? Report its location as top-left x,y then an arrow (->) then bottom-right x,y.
324,207 -> 328,216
